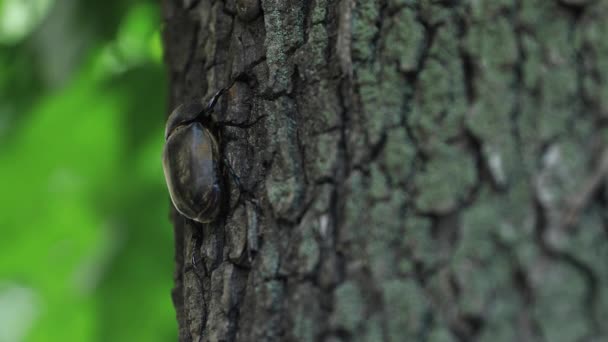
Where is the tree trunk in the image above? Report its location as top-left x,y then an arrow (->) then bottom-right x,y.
162,0 -> 608,341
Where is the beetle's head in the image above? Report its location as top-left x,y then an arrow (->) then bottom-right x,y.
165,102 -> 208,140
165,87 -> 230,140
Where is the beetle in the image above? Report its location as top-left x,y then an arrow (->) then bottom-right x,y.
162,89 -> 228,223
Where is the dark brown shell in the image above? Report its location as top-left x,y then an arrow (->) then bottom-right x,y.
162,122 -> 221,223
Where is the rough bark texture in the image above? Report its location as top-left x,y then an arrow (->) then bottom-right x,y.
162,0 -> 608,341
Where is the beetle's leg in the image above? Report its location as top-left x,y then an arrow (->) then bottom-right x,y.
190,248 -> 208,277
245,199 -> 260,261
188,224 -> 207,277
205,88 -> 227,113
205,79 -> 239,113
223,156 -> 244,212
224,156 -> 242,190
191,252 -> 200,269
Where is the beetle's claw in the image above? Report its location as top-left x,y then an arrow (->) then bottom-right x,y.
224,156 -> 243,212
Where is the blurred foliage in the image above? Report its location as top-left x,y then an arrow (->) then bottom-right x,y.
0,0 -> 176,341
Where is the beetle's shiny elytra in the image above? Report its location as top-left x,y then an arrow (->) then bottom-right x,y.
162,102 -> 222,223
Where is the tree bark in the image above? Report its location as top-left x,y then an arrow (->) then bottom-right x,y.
162,0 -> 608,341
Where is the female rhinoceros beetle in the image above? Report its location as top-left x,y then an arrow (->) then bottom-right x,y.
162,89 -> 228,223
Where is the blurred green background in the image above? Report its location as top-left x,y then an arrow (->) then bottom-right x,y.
0,0 -> 176,341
